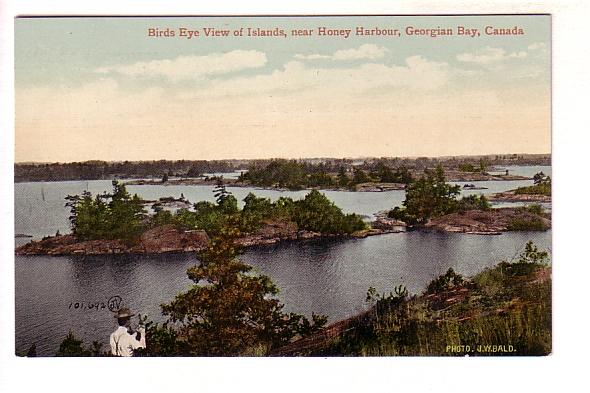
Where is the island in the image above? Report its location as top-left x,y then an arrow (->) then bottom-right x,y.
16,165 -> 550,256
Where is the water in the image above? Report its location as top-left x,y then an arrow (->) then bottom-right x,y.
14,165 -> 551,355
15,165 -> 548,241
15,231 -> 551,356
488,165 -> 551,178
15,181 -> 404,241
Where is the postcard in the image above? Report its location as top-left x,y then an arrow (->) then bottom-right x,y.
13,14 -> 551,358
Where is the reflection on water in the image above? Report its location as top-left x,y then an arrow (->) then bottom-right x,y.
16,230 -> 550,356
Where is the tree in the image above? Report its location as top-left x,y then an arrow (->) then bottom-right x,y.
107,180 -> 146,243
241,193 -> 273,232
158,218 -> 326,355
337,166 -> 349,187
293,190 -> 365,234
371,161 -> 395,182
478,159 -> 488,173
393,166 -> 413,184
457,194 -> 491,212
214,178 -> 238,214
400,165 -> 460,224
64,180 -> 146,243
352,168 -> 370,185
533,172 -> 551,186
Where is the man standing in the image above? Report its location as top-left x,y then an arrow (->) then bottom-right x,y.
110,307 -> 146,356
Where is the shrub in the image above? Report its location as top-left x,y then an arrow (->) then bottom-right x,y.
506,218 -> 548,231
495,241 -> 550,277
426,268 -> 465,294
457,195 -> 491,212
56,331 -> 104,357
524,203 -> 545,216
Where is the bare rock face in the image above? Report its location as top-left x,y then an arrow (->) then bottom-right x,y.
488,191 -> 551,203
235,219 -> 298,247
424,208 -> 551,234
354,182 -> 406,192
134,225 -> 209,253
372,217 -> 407,230
16,225 -> 209,256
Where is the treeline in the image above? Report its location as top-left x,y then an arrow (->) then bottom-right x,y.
65,181 -> 367,243
15,154 -> 550,183
240,159 -> 413,190
15,160 -> 238,182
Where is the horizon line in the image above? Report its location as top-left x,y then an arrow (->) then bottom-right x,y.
15,152 -> 552,165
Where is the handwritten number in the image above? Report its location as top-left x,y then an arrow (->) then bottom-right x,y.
69,296 -> 122,312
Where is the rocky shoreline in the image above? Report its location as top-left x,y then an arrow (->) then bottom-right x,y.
15,218 -> 407,256
15,206 -> 550,256
423,207 -> 551,234
125,173 -> 530,192
487,190 -> 551,203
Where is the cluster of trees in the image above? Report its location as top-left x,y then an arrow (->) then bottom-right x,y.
153,182 -> 366,236
240,159 -> 413,191
388,165 -> 490,225
457,159 -> 488,173
65,181 -> 146,243
66,180 -> 367,242
514,172 -> 551,196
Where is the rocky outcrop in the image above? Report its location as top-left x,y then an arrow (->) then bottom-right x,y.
488,191 -> 551,203
371,217 -> 407,230
424,208 -> 551,234
16,217 -> 408,256
15,225 -> 209,256
236,219 -> 299,247
135,225 -> 209,253
444,170 -> 530,182
353,182 -> 406,192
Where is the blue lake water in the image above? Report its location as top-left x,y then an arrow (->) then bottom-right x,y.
14,165 -> 551,355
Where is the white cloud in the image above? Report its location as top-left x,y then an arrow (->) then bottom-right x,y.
294,53 -> 330,60
456,46 -> 527,65
16,56 -> 550,162
179,55 -> 450,100
528,42 -> 547,51
294,44 -> 388,61
95,50 -> 267,82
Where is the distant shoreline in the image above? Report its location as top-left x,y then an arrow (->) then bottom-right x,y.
14,154 -> 550,183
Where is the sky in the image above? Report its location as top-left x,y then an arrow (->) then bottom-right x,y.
15,15 -> 551,162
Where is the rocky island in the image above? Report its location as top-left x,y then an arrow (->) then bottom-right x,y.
423,207 -> 551,234
15,219 -> 405,256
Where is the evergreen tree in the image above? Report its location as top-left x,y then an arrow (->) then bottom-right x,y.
159,217 -> 326,355
402,165 -> 460,224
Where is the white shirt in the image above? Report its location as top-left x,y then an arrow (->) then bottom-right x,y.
110,326 -> 146,357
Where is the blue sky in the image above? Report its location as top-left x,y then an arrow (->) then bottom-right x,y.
15,16 -> 550,162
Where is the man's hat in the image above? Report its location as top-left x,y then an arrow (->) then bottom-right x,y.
113,307 -> 135,319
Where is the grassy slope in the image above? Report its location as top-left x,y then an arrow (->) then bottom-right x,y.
273,263 -> 551,356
